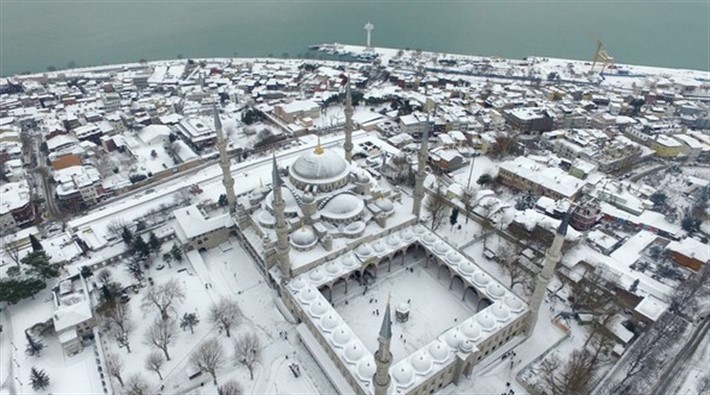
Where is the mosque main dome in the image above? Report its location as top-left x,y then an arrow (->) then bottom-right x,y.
289,140 -> 350,191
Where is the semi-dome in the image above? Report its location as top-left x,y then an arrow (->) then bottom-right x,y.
343,341 -> 365,363
289,143 -> 350,189
291,226 -> 318,249
392,364 -> 415,387
265,187 -> 299,215
356,358 -> 376,380
374,197 -> 394,213
343,221 -> 366,236
257,210 -> 275,227
427,341 -> 449,363
322,194 -> 364,221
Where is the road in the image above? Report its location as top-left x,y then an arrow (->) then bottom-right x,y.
651,314 -> 710,395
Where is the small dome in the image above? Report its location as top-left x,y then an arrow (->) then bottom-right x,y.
372,240 -> 387,254
291,227 -> 318,249
341,253 -> 359,268
298,287 -> 318,303
400,228 -> 415,242
302,192 -> 315,204
460,321 -> 481,340
459,261 -> 475,275
356,358 -> 376,380
397,302 -> 410,313
434,241 -> 449,254
356,243 -> 373,258
320,313 -> 339,332
476,313 -> 496,331
422,232 -> 437,245
472,271 -> 489,286
459,340 -> 474,353
326,261 -> 341,275
411,353 -> 433,375
392,364 -> 415,386
413,224 -> 427,235
375,198 -> 394,213
386,234 -> 401,248
309,300 -> 329,317
356,172 -> 370,184
343,341 -> 365,363
289,277 -> 307,291
331,327 -> 352,347
504,295 -> 524,312
322,194 -> 364,221
309,268 -> 325,283
446,251 -> 463,266
257,210 -> 275,227
445,330 -> 462,349
491,304 -> 511,322
487,283 -> 506,299
427,341 -> 449,363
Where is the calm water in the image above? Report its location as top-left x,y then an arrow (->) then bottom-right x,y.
1,1 -> 708,77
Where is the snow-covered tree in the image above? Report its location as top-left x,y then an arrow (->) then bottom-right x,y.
425,186 -> 450,231
209,298 -> 241,337
234,332 -> 260,380
145,351 -> 165,380
124,373 -> 151,395
144,318 -> 178,361
218,379 -> 244,395
105,352 -> 125,387
180,312 -> 200,334
141,278 -> 186,320
191,338 -> 225,386
170,244 -> 183,263
29,367 -> 49,390
25,332 -> 45,357
102,302 -> 135,353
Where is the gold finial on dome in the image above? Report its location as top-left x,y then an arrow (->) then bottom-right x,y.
314,136 -> 324,155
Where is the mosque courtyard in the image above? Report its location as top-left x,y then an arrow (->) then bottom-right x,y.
330,249 -> 482,364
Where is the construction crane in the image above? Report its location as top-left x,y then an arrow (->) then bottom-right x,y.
589,40 -> 614,75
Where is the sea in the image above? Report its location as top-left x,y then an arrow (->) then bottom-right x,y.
1,0 -> 708,77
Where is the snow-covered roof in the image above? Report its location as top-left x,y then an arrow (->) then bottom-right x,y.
634,295 -> 669,322
499,156 -> 584,199
173,205 -> 234,241
666,237 -> 709,263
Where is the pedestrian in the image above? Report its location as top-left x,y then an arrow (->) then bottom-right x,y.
506,382 -> 510,387
407,299 -> 411,303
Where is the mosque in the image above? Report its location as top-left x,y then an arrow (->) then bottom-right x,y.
205,80 -> 571,393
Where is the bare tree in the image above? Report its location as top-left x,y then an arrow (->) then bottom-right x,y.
97,268 -> 112,284
191,337 -> 225,386
481,219 -> 494,250
496,241 -> 530,291
460,189 -> 474,223
143,318 -> 178,361
425,186 -> 450,231
697,374 -> 710,395
540,348 -> 599,395
218,379 -> 244,395
105,351 -> 125,387
141,278 -> 186,320
106,218 -> 129,241
210,298 -> 241,337
234,332 -> 260,380
124,373 -> 151,395
2,234 -> 22,266
144,350 -> 165,380
102,302 -> 135,353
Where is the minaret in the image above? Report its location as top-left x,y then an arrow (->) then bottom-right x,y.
412,111 -> 430,218
373,299 -> 392,395
271,154 -> 291,278
215,106 -> 236,213
344,77 -> 354,163
525,211 -> 570,336
364,21 -> 375,49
